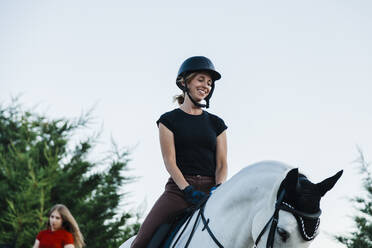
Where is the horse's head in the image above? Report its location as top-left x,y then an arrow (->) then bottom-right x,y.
279,168 -> 342,239
262,168 -> 343,247
254,167 -> 342,248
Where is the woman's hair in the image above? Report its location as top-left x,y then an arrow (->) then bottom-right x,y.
47,204 -> 85,248
174,72 -> 198,105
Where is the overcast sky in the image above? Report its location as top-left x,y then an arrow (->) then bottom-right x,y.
1,1 -> 372,247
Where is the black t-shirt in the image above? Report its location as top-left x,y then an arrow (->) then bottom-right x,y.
156,108 -> 227,177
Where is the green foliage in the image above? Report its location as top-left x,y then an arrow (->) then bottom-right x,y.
335,149 -> 372,248
0,99 -> 139,248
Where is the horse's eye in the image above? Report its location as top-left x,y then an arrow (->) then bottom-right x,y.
277,227 -> 290,242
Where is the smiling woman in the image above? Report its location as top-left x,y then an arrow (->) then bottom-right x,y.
128,56 -> 228,248
32,204 -> 85,248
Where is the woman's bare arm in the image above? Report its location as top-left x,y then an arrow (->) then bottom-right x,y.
158,123 -> 189,190
32,239 -> 40,248
215,130 -> 228,185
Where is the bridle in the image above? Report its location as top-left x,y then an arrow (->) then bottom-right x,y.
172,189 -> 321,248
171,195 -> 223,248
254,189 -> 321,248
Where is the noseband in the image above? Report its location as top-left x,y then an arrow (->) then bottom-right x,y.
254,189 -> 321,248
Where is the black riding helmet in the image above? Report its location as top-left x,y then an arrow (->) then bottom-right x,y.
176,56 -> 221,108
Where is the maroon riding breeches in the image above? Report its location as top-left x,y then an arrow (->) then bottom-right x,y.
130,175 -> 215,248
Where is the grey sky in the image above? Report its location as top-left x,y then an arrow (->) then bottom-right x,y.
1,1 -> 372,247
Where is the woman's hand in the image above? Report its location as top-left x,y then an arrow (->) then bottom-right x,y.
210,183 -> 221,194
182,185 -> 207,205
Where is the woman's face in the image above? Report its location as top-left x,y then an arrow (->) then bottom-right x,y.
49,210 -> 63,231
186,72 -> 213,102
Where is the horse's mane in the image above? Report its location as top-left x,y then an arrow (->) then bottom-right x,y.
208,161 -> 296,213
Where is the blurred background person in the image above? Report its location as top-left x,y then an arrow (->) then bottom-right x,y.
32,204 -> 85,248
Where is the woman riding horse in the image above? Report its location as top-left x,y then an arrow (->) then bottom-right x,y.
130,56 -> 228,248
121,161 -> 342,248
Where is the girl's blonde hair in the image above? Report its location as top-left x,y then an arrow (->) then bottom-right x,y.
174,72 -> 198,105
47,204 -> 85,248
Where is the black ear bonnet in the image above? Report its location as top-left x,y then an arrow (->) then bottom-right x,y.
278,173 -> 321,241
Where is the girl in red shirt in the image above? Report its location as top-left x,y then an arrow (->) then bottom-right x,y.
33,204 -> 85,248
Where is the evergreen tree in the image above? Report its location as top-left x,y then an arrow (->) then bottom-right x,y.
336,149 -> 372,248
0,99 -> 139,248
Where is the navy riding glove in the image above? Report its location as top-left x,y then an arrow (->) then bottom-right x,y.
210,183 -> 221,194
182,185 -> 207,205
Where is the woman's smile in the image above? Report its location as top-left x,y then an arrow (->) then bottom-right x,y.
197,88 -> 208,96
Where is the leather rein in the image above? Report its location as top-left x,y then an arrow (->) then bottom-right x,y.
171,195 -> 223,248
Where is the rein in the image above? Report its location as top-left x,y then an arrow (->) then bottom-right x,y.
172,195 -> 224,248
254,190 -> 286,248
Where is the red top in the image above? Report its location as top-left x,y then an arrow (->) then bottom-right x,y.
36,229 -> 74,248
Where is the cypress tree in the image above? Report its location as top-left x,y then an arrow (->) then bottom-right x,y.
336,149 -> 372,248
0,99 -> 139,248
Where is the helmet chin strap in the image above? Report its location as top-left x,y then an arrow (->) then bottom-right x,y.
185,90 -> 209,108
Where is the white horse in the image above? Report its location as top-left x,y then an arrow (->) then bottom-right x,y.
120,160 -> 342,248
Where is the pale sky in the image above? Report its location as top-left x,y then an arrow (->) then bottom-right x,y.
1,1 -> 372,247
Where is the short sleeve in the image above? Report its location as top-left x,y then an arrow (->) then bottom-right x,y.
156,112 -> 174,132
63,231 -> 74,245
209,114 -> 227,136
36,230 -> 44,240
216,118 -> 227,136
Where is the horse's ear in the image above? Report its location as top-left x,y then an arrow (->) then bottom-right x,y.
316,170 -> 343,197
283,168 -> 299,192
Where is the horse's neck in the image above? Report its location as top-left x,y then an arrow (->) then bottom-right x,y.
204,161 -> 291,247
